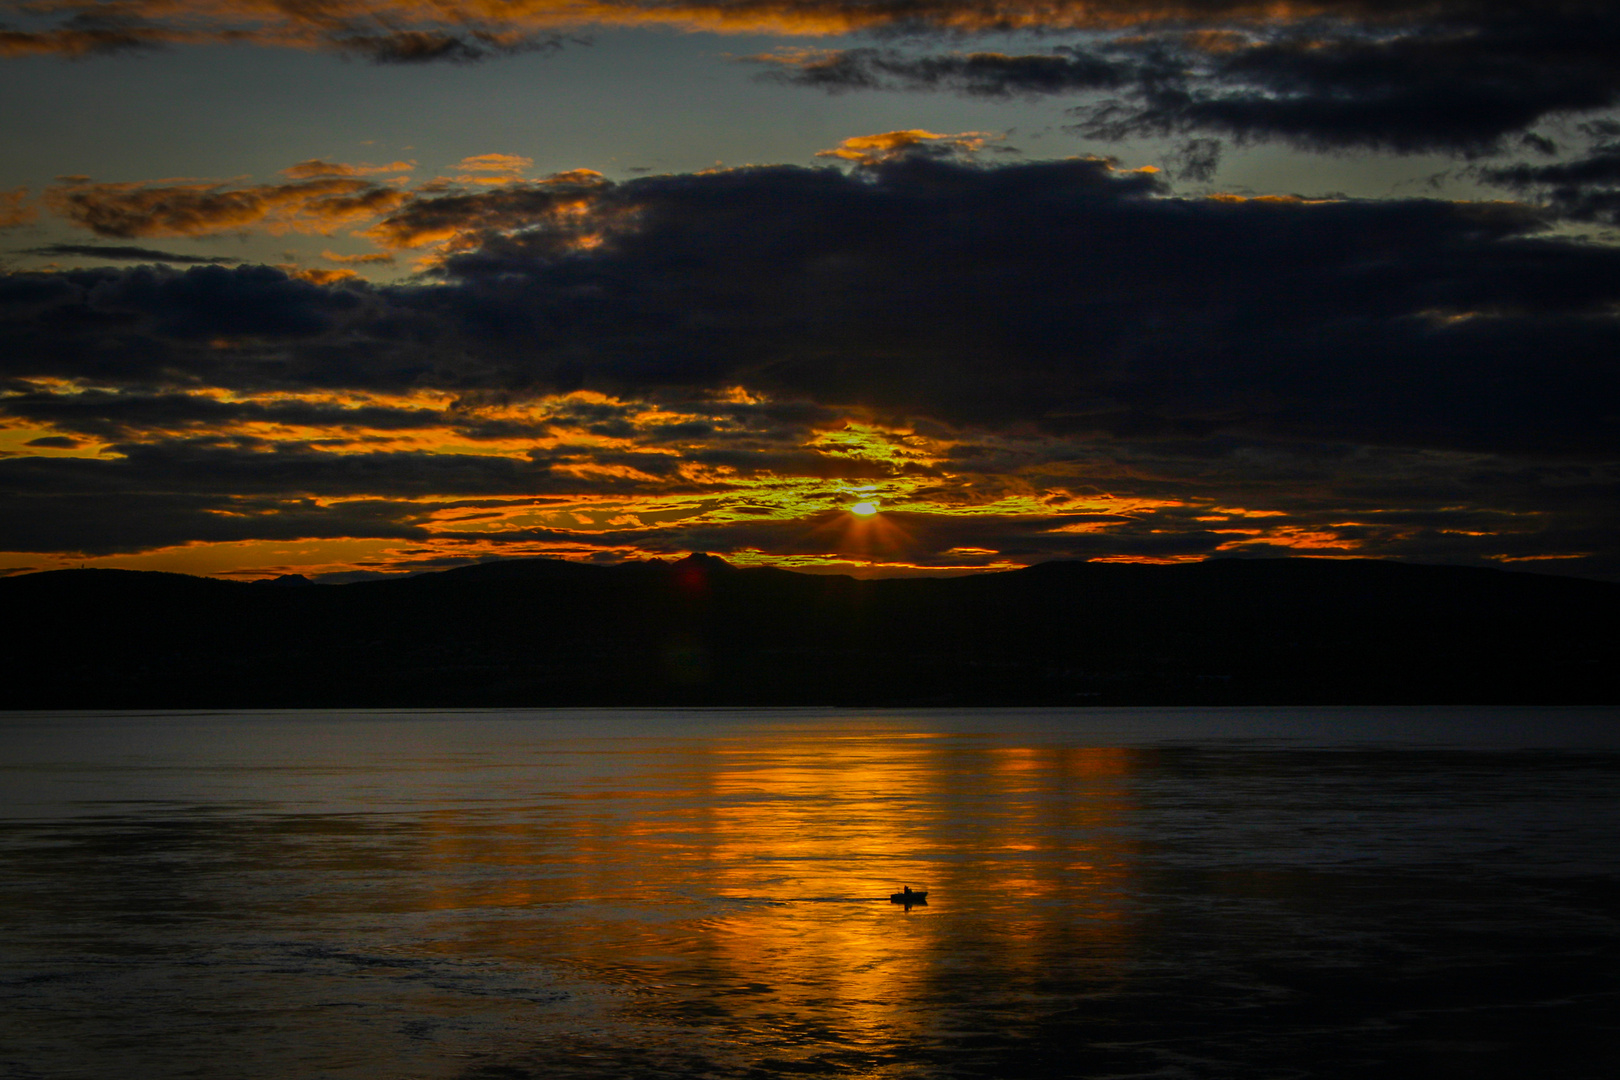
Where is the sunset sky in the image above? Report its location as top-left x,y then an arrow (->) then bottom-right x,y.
2,0 -> 1617,581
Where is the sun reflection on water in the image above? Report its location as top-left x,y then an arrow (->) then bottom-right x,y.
10,712 -> 1610,1080
406,722 -> 1143,1069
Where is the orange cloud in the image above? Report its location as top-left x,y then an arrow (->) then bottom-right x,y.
1214,526 -> 1359,552
454,153 -> 534,174
32,160 -> 621,266
361,169 -> 608,252
1088,554 -> 1205,564
282,160 -> 415,179
45,176 -> 409,238
321,249 -> 396,264
0,2 -> 1370,62
816,130 -> 993,165
0,187 -> 33,228
0,23 -> 191,58
278,266 -> 361,285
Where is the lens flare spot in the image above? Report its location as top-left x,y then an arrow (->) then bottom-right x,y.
850,501 -> 879,516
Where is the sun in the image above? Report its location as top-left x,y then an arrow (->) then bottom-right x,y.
850,501 -> 879,516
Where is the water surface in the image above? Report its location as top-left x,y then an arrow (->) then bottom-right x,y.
3,707 -> 1617,1079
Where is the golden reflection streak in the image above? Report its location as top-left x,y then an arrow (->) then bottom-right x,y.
976,745 -> 1138,975
408,725 -> 1142,1055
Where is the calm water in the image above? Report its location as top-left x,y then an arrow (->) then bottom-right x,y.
2,707 -> 1617,1080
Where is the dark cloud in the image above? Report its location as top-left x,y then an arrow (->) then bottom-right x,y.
360,170 -> 607,250
81,438 -> 685,498
1076,14 -> 1620,154
0,486 -> 432,555
1477,141 -> 1620,223
1164,138 -> 1223,183
0,265 -> 402,394
21,244 -> 241,264
332,29 -> 564,64
0,387 -> 447,440
399,157 -> 1618,459
0,14 -> 171,58
84,263 -> 365,340
1,2 -> 567,62
752,8 -> 1620,155
7,155 -> 1620,457
752,46 -> 1135,96
0,438 -> 706,553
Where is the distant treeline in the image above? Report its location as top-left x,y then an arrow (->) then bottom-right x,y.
2,556 -> 1615,708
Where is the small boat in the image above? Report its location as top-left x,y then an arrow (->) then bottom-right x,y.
889,886 -> 927,905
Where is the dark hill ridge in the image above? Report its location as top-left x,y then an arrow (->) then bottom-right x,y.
2,556 -> 1615,708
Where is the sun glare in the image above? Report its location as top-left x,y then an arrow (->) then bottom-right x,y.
850,501 -> 879,516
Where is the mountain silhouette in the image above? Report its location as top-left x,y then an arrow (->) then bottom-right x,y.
2,556 -> 1614,708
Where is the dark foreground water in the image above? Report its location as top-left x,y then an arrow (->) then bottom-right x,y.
2,708 -> 1617,1080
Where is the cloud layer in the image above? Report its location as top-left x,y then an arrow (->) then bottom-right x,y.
744,2 -> 1620,158
3,146 -> 1617,579
9,0 -> 1620,166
